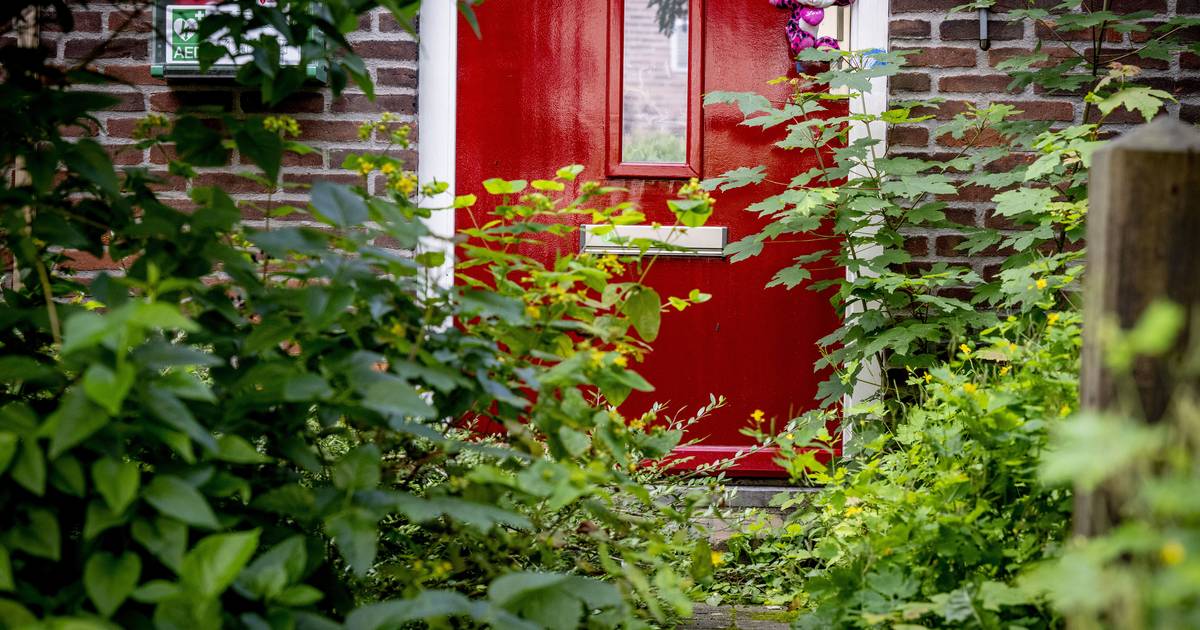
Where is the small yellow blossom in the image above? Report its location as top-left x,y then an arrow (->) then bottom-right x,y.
1009,343 -> 1018,352
525,305 -> 542,319
710,551 -> 725,566
1161,541 -> 1186,566
1000,366 -> 1011,376
844,506 -> 863,517
1059,404 -> 1072,417
785,433 -> 795,441
751,409 -> 765,424
963,383 -> 978,394
590,350 -> 605,367
380,162 -> 397,175
1036,278 -> 1048,290
960,344 -> 972,356
1047,312 -> 1061,325
923,373 -> 933,383
613,355 -> 628,368
358,160 -> 375,176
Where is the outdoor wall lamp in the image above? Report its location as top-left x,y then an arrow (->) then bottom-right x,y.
978,6 -> 990,50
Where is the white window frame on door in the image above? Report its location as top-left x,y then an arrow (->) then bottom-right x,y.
417,0 -> 890,420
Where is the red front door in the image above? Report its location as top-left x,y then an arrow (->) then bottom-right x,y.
457,0 -> 841,476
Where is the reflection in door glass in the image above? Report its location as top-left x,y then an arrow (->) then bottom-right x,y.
622,0 -> 688,164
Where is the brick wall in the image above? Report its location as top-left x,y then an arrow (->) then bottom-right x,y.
886,0 -> 1200,279
35,4 -> 417,274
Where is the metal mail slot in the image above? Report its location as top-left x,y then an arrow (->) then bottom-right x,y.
579,224 -> 728,257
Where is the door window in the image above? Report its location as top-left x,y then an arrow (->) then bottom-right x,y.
608,0 -> 702,177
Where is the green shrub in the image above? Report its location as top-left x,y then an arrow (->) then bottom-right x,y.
0,3 -> 720,627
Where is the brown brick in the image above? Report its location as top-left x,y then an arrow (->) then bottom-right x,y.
890,19 -> 931,39
241,91 -> 326,114
104,143 -> 146,166
944,207 -> 979,227
938,184 -> 1007,204
150,90 -> 234,112
377,67 -> 418,89
904,236 -> 930,257
350,40 -> 418,61
64,37 -> 148,61
985,153 -> 1037,174
331,93 -> 417,114
938,74 -> 1017,93
997,100 -> 1076,121
93,91 -> 146,112
1183,104 -> 1200,124
912,100 -> 972,121
892,0 -> 963,11
1180,0 -> 1200,11
941,19 -> 1025,42
295,120 -> 364,143
897,47 -> 978,68
107,9 -> 155,34
1182,53 -> 1200,70
987,46 -> 1079,69
937,127 -> 1007,148
892,72 -> 931,92
1082,0 -> 1167,10
889,125 -> 930,147
42,10 -> 101,32
100,64 -> 166,86
379,14 -> 417,33
193,172 -> 274,194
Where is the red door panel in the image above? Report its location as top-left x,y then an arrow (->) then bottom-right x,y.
457,0 -> 841,476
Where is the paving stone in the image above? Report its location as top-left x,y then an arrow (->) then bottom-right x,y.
681,605 -> 795,629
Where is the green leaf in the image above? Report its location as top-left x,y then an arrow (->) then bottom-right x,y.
994,187 -> 1056,218
61,311 -> 112,355
703,90 -> 772,116
8,508 -> 59,560
326,508 -> 378,577
64,139 -> 121,197
0,433 -> 18,476
1092,85 -> 1174,122
235,119 -> 285,183
143,475 -> 220,530
213,435 -> 272,465
93,457 -> 140,514
347,590 -> 536,630
362,378 -> 437,419
555,165 -> 585,181
310,181 -> 369,227
0,547 -> 12,591
132,580 -> 180,604
482,178 -> 527,195
48,388 -> 109,459
766,265 -> 812,290
238,536 -> 307,600
11,439 -> 45,496
0,600 -> 36,628
50,455 -> 86,497
489,572 -> 623,628
623,287 -> 661,342
332,444 -> 381,492
85,551 -> 141,617
84,500 -> 128,541
132,517 -> 188,573
180,530 -> 261,598
82,363 -> 135,416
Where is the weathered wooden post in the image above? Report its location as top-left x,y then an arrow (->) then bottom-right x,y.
1078,118 -> 1200,536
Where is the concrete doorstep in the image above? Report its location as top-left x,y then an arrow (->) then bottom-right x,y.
681,604 -> 796,629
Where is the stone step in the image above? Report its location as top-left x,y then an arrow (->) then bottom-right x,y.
681,605 -> 795,629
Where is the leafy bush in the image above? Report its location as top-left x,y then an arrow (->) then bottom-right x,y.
0,3 -> 721,628
703,4 -> 1197,627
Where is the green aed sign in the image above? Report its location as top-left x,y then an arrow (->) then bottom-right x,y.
151,0 -> 324,81
166,7 -> 206,62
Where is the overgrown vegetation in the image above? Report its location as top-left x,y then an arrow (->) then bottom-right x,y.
702,3 -> 1200,627
0,1 -> 727,627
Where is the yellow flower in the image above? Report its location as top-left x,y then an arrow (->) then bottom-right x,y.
590,350 -> 605,367
1059,404 -> 1072,417
380,162 -> 397,175
1161,541 -> 1186,566
1008,343 -> 1018,352
1047,312 -> 1061,325
960,344 -> 972,356
1036,278 -> 1048,290
751,409 -> 765,424
358,160 -> 375,176
963,383 -> 978,394
923,373 -> 933,383
525,305 -> 542,319
844,506 -> 863,517
710,551 -> 725,567
613,355 -> 628,368
1000,366 -> 1011,376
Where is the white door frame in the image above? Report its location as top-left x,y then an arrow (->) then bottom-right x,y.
416,0 -> 890,409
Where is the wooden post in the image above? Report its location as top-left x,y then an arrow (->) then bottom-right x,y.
1078,118 -> 1200,536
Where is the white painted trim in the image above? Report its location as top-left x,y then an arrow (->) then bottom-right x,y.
417,1 -> 457,292
843,0 -> 889,435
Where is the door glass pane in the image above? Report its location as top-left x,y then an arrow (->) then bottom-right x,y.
622,0 -> 688,164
